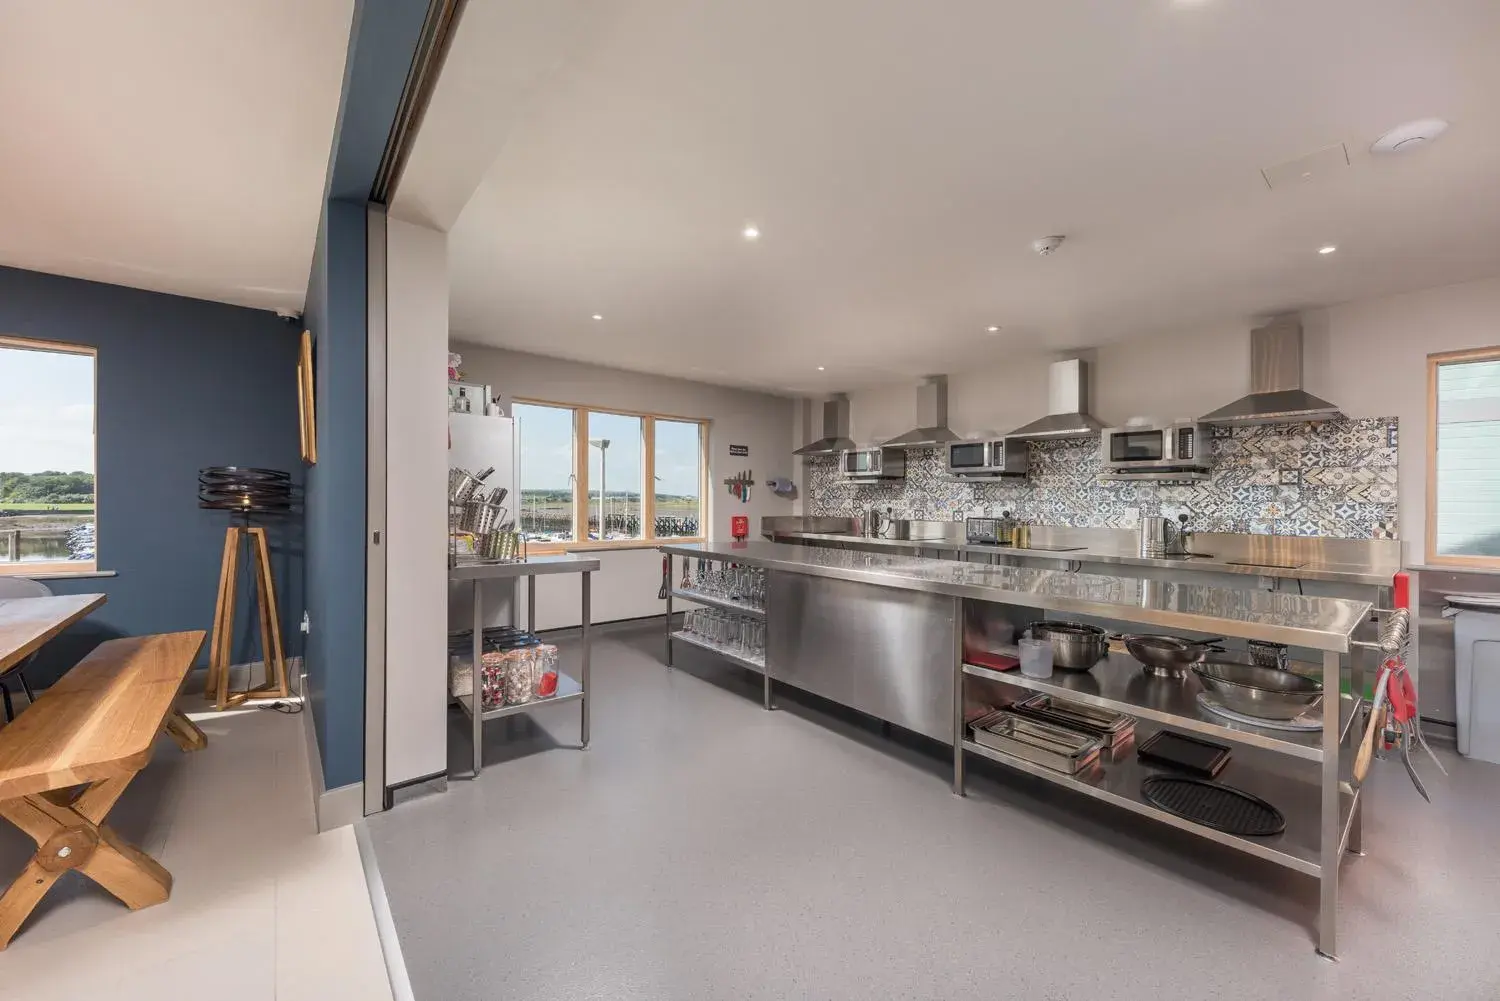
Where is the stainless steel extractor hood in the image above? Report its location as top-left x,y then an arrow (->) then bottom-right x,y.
881,375 -> 961,448
794,394 -> 859,455
1007,358 -> 1105,439
1198,316 -> 1342,426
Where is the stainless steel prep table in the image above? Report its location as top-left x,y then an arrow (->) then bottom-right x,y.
659,539 -> 1384,958
450,553 -> 600,778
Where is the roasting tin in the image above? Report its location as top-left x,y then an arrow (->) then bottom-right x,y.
1010,693 -> 1137,747
969,710 -> 1103,774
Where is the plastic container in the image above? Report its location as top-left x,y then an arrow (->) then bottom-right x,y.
1019,636 -> 1054,679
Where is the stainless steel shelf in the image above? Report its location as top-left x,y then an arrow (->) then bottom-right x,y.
961,730 -> 1354,877
670,630 -> 766,672
963,649 -> 1358,762
670,588 -> 766,619
456,671 -> 584,722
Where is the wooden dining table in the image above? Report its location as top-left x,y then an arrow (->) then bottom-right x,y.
0,593 -> 108,675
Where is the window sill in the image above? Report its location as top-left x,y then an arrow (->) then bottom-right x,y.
0,567 -> 116,580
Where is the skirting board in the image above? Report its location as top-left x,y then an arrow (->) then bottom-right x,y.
300,670 -> 366,831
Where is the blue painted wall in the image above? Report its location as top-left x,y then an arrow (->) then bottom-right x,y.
300,0 -> 432,792
0,265 -> 304,684
302,199 -> 369,789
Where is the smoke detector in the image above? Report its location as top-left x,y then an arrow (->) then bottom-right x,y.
1032,235 -> 1066,256
1371,118 -> 1448,154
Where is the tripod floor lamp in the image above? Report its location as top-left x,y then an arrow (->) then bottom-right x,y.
199,466 -> 292,710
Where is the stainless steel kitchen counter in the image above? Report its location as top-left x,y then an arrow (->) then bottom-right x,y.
660,540 -> 1369,652
768,530 -> 1398,587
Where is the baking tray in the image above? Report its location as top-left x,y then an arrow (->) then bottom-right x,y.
970,710 -> 1103,774
1010,693 -> 1136,747
1136,729 -> 1232,778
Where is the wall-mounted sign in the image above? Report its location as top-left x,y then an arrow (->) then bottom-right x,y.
729,444 -> 749,457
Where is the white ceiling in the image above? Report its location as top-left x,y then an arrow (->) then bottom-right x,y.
430,0 -> 1500,394
0,0 -> 353,312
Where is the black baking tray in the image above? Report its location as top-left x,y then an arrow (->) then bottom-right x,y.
1136,729 -> 1232,778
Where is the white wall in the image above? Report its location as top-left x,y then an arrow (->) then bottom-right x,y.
451,343 -> 798,628
384,218 -> 451,785
1306,276 -> 1500,566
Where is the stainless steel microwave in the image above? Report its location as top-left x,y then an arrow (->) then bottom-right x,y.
946,437 -> 1029,478
1100,422 -> 1209,472
840,446 -> 906,480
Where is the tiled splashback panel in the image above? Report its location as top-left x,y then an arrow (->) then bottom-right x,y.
806,417 -> 1399,539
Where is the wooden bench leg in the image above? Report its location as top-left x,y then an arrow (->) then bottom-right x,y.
0,772 -> 171,949
163,709 -> 208,752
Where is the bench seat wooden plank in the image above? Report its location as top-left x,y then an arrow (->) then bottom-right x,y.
0,631 -> 206,802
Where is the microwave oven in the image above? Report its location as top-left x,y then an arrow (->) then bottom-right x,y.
945,437 -> 1029,478
839,446 -> 906,481
1100,422 -> 1209,473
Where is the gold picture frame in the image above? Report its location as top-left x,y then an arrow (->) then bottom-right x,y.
297,330 -> 317,464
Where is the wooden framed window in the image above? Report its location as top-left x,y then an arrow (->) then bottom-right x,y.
1427,346 -> 1500,568
0,335 -> 98,575
514,397 -> 709,552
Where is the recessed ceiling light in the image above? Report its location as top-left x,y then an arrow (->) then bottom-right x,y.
1318,245 -> 1337,255
591,313 -> 603,320
742,223 -> 761,241
817,366 -> 826,371
986,325 -> 1000,334
1371,118 -> 1449,154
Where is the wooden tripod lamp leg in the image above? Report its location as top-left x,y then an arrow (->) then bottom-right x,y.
205,527 -> 237,700
251,528 -> 289,698
215,529 -> 243,710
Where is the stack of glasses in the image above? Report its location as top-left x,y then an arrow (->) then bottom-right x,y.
682,607 -> 765,662
687,562 -> 766,611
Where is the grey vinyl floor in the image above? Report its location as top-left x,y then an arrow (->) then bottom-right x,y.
367,621 -> 1500,1001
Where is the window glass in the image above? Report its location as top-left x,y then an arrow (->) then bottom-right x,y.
0,340 -> 97,571
654,419 -> 703,537
586,412 -> 643,540
514,402 -> 576,543
1435,356 -> 1500,559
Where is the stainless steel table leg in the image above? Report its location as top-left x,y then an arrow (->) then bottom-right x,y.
527,574 -> 536,634
763,668 -> 773,710
581,570 -> 592,748
471,579 -> 484,779
952,597 -> 965,796
1347,796 -> 1364,856
665,555 -> 674,668
1317,649 -> 1340,959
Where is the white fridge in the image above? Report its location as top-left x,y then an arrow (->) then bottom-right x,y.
448,412 -> 522,630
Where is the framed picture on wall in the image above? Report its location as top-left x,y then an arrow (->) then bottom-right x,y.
298,330 -> 317,464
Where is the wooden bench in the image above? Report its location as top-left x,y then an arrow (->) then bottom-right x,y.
0,631 -> 207,948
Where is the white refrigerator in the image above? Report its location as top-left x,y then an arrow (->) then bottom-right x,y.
447,412 -> 522,630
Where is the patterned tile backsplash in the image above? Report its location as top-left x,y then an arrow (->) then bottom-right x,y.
806,417 -> 1400,540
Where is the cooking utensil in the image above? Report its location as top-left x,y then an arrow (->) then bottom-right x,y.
1010,693 -> 1135,747
1140,775 -> 1285,837
1136,730 -> 1231,778
1354,659 -> 1395,786
1191,661 -> 1324,720
1027,620 -> 1108,671
1196,692 -> 1321,731
1117,634 -> 1224,678
1247,640 -> 1290,671
969,710 -> 1102,774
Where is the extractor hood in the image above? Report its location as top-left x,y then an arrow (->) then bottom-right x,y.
1198,316 -> 1342,426
881,375 -> 962,448
794,394 -> 859,455
1008,358 -> 1105,439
